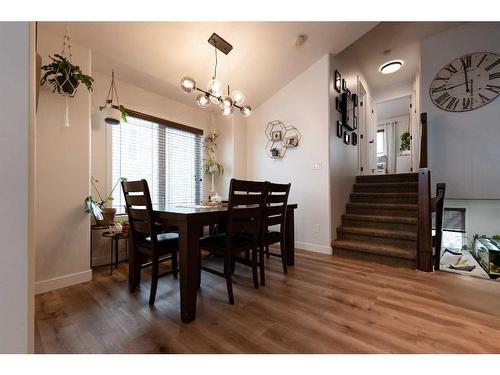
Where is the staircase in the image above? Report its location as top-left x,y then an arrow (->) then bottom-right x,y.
332,173 -> 419,268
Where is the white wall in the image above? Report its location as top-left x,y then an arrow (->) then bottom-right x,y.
0,22 -> 33,353
35,28 -> 92,294
246,55 -> 331,253
445,199 -> 500,242
421,23 -> 500,199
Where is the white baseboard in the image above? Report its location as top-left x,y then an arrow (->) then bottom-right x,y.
35,269 -> 93,295
294,241 -> 332,255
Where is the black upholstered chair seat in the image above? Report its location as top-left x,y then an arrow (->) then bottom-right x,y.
200,233 -> 255,254
265,230 -> 281,244
139,232 -> 179,249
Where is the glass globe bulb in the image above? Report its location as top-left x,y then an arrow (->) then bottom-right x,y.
230,90 -> 245,105
207,78 -> 222,96
219,95 -> 233,109
221,106 -> 234,117
196,93 -> 210,108
240,106 -> 252,117
180,76 -> 196,93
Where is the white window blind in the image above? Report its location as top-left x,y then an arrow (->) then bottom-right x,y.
112,113 -> 203,213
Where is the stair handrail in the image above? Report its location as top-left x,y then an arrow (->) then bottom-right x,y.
419,113 -> 428,169
417,168 -> 432,271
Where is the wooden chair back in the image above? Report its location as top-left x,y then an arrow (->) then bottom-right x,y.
226,178 -> 268,243
121,179 -> 158,247
264,182 -> 291,234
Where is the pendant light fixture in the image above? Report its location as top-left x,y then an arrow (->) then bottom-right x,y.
180,33 -> 252,117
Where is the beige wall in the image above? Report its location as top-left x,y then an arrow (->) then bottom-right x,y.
0,22 -> 33,353
246,55 -> 332,253
35,28 -> 92,294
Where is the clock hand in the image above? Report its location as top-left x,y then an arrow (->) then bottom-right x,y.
445,81 -> 471,90
461,58 -> 470,93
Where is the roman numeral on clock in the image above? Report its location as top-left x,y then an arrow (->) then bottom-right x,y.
461,55 -> 471,69
435,92 -> 451,106
444,64 -> 458,74
489,72 -> 500,80
462,97 -> 473,110
446,97 -> 459,110
486,84 -> 500,94
479,93 -> 490,104
485,59 -> 500,72
431,84 -> 447,93
477,54 -> 487,67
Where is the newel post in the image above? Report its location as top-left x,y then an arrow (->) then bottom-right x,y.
417,168 -> 433,272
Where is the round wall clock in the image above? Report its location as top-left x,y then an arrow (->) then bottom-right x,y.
429,52 -> 500,112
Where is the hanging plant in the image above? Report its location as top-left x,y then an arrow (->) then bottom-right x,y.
99,70 -> 127,125
39,24 -> 93,127
40,54 -> 94,96
400,131 -> 411,154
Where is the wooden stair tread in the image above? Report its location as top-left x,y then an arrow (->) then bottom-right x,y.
341,214 -> 417,224
346,202 -> 418,210
331,240 -> 416,260
354,182 -> 418,188
350,192 -> 417,197
338,226 -> 417,241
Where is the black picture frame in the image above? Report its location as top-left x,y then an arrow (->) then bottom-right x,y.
352,93 -> 358,107
353,115 -> 357,130
345,88 -> 351,98
342,78 -> 347,92
336,121 -> 343,138
334,70 -> 341,93
352,132 -> 358,146
340,92 -> 354,131
343,131 -> 350,145
335,96 -> 342,112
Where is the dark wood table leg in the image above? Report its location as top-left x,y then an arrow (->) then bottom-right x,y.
178,219 -> 201,323
128,231 -> 141,291
285,208 -> 295,266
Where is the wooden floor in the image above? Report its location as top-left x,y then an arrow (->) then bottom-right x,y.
35,249 -> 500,353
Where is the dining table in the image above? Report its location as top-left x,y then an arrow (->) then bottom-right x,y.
128,203 -> 298,323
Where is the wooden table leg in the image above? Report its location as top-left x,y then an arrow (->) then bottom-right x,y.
285,208 -> 295,266
178,219 -> 201,323
128,231 -> 141,291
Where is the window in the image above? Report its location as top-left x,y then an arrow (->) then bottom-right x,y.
112,110 -> 203,213
433,208 -> 466,251
376,129 -> 385,156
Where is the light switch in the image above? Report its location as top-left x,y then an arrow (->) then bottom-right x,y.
312,162 -> 322,170
313,224 -> 320,233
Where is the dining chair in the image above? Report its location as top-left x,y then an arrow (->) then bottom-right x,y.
199,178 -> 268,305
121,179 -> 179,305
260,182 -> 291,285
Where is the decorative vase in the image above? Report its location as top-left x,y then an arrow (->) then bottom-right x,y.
101,106 -> 121,125
96,207 -> 116,226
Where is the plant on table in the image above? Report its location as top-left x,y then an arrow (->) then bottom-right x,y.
203,129 -> 224,199
84,176 -> 127,225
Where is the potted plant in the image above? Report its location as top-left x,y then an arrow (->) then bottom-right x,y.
400,131 -> 411,155
116,219 -> 129,236
85,176 -> 127,226
203,130 -> 224,197
98,70 -> 127,125
40,54 -> 94,97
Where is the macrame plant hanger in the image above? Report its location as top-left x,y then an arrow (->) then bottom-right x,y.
105,70 -> 121,109
59,23 -> 74,127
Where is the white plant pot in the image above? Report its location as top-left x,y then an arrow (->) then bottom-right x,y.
102,106 -> 121,125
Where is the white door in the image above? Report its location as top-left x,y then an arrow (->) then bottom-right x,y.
367,96 -> 378,174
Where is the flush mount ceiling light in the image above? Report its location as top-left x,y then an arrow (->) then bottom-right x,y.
379,60 -> 403,74
180,33 -> 252,117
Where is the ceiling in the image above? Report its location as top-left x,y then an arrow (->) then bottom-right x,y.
337,22 -> 465,99
40,22 -> 378,109
376,95 -> 410,120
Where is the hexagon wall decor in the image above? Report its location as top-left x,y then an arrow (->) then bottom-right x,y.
265,120 -> 301,159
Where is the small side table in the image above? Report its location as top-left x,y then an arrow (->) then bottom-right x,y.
102,231 -> 129,275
